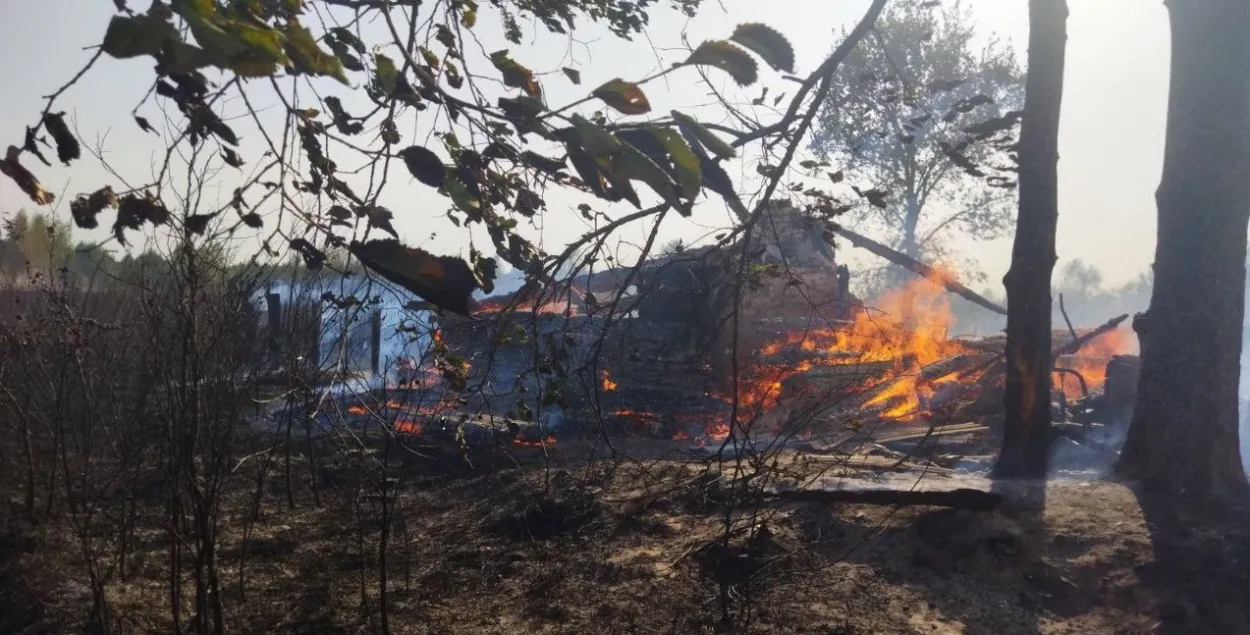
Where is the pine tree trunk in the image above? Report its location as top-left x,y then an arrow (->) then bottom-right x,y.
1114,0 -> 1250,499
994,0 -> 1068,479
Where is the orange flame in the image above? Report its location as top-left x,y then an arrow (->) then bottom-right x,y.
1054,327 -> 1138,399
742,269 -> 968,421
601,369 -> 618,392
513,435 -> 556,448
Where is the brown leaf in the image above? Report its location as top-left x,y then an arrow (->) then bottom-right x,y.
359,205 -> 400,239
71,186 -> 119,230
350,239 -> 480,315
134,115 -> 157,135
592,79 -> 651,115
221,147 -> 244,168
562,67 -> 581,85
489,50 -> 542,98
0,146 -> 55,206
22,127 -> 50,167
43,112 -> 80,165
184,212 -> 217,236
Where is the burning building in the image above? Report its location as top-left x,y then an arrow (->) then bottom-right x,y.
291,201 -> 1140,464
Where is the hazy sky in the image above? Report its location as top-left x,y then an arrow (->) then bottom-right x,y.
0,0 -> 1167,288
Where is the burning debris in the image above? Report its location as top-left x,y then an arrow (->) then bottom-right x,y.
266,202 -> 1140,472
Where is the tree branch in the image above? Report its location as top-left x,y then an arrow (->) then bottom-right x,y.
731,0 -> 890,149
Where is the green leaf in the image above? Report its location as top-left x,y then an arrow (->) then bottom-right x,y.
570,114 -> 622,156
645,127 -> 702,203
443,174 -> 482,219
174,3 -> 287,77
612,145 -> 678,208
592,78 -> 651,115
349,239 -> 480,316
682,40 -> 758,86
489,50 -> 542,98
671,111 -> 736,160
562,67 -> 581,85
730,23 -> 795,73
419,46 -> 441,69
283,21 -> 348,84
373,53 -> 398,96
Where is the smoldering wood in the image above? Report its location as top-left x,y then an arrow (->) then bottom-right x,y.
1051,313 -> 1130,358
828,224 -> 1008,315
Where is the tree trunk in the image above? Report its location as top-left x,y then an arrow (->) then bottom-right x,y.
1114,0 -> 1250,499
901,195 -> 921,259
994,0 -> 1068,479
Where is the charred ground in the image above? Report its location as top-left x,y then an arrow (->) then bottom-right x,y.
5,435 -> 1250,635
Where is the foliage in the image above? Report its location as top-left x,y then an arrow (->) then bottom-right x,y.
810,0 -> 1024,263
5,0 -> 803,317
0,209 -> 74,274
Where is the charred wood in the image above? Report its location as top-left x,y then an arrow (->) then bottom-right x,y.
767,487 -> 1001,511
829,225 -> 1008,315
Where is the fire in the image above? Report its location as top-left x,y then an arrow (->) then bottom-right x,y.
1054,327 -> 1138,399
394,417 -> 424,435
601,369 -> 618,392
513,434 -> 556,448
704,422 -> 731,441
475,296 -> 578,316
743,270 -> 969,421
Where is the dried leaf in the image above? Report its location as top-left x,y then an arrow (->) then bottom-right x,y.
42,112 -> 80,165
730,23 -> 795,73
380,118 -> 400,145
489,50 -> 542,98
22,128 -> 49,167
350,239 -> 480,315
592,78 -> 651,115
360,205 -> 400,239
221,147 -> 244,168
0,146 -> 55,206
184,212 -> 217,235
562,67 -> 581,85
436,24 -> 457,51
683,40 -> 758,86
290,238 -> 326,269
398,145 -> 446,188
241,212 -> 263,228
828,170 -> 844,183
113,191 -> 168,244
135,115 -> 157,135
70,186 -> 119,230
